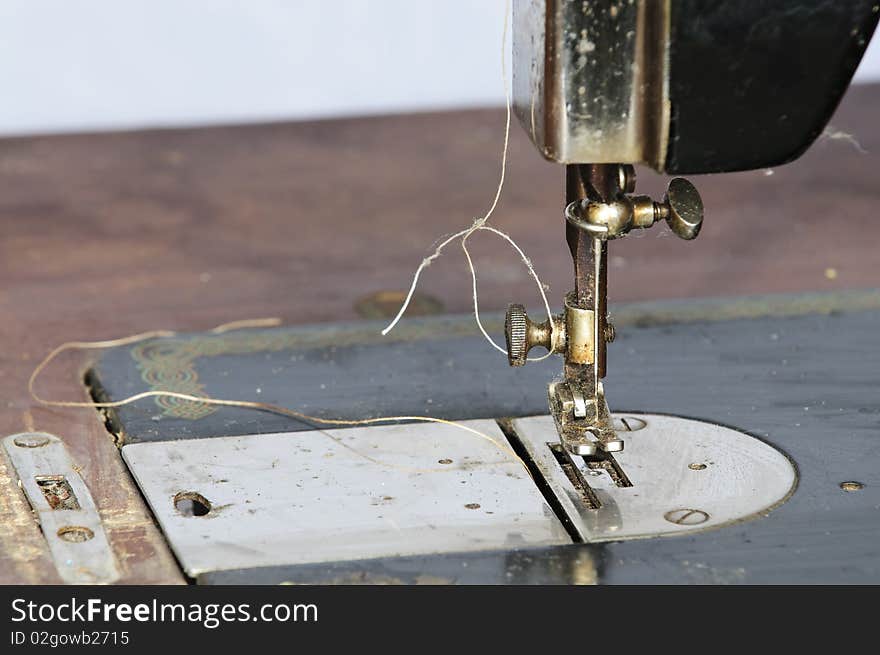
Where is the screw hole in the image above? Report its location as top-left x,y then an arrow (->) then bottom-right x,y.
840,481 -> 863,492
174,491 -> 212,517
438,458 -> 453,465
57,526 -> 94,542
688,463 -> 707,471
464,503 -> 481,510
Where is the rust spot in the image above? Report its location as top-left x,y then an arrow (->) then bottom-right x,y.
355,290 -> 444,319
35,476 -> 80,510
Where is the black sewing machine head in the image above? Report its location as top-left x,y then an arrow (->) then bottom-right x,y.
505,1 -> 879,457
513,0 -> 879,174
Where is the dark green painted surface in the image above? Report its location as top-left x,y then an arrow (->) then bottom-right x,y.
92,293 -> 880,583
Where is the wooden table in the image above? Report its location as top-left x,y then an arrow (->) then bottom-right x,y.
1,84 -> 877,584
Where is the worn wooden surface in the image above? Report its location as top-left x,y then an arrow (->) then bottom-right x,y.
0,84 -> 877,584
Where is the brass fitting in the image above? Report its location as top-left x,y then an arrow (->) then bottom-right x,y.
565,177 -> 704,241
504,305 -> 564,366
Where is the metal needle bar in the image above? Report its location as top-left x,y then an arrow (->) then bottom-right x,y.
565,164 -> 619,389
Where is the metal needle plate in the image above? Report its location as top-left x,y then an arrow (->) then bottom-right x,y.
510,413 -> 798,542
3,432 -> 120,584
122,420 -> 570,577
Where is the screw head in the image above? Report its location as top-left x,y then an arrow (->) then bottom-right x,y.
663,508 -> 710,525
57,526 -> 94,542
618,164 -> 636,194
14,434 -> 50,448
612,416 -> 647,432
603,321 -> 616,343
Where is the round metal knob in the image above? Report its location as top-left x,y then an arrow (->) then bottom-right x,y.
505,304 -> 529,367
660,177 -> 703,240
504,304 -> 555,367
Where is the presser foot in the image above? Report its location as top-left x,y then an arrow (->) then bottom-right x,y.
548,381 -> 623,456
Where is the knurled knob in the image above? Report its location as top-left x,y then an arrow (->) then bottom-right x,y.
505,304 -> 557,367
505,304 -> 529,367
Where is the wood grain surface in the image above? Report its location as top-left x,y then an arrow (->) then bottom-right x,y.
0,84 -> 877,584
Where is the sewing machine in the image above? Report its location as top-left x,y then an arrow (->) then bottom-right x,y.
3,2 -> 879,586
504,0 -> 878,460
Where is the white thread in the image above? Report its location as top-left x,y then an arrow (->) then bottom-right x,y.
821,125 -> 868,154
381,228 -> 469,336
461,226 -> 554,361
381,0 -> 554,361
28,328 -> 527,473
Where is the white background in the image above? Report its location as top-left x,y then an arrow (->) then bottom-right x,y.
0,0 -> 878,136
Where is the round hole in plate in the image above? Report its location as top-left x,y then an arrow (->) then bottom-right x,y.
438,458 -> 453,465
174,491 -> 212,517
688,463 -> 707,471
57,526 -> 94,542
840,481 -> 863,492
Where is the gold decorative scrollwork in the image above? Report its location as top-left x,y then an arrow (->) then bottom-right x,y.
130,331 -> 309,420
